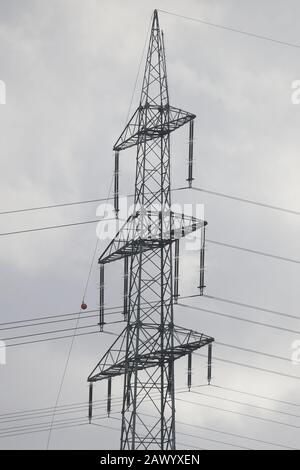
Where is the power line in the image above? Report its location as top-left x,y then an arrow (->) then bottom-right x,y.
5,329 -> 116,348
138,412 -> 296,450
216,342 -> 291,364
177,396 -> 300,430
0,421 -> 89,440
0,386 -> 298,448
0,301 -> 134,327
0,186 -> 187,216
3,317 -> 300,382
1,302 -> 299,398
1,309 -> 293,364
0,396 -> 124,425
0,414 -> 279,450
0,396 -> 292,449
196,352 -> 300,381
0,385 -> 284,424
176,429 -> 251,450
192,187 -> 300,216
158,9 -> 300,50
173,418 -> 296,451
0,411 -> 215,450
1,185 -> 299,219
205,294 -> 300,321
0,308 -> 99,327
112,413 -> 250,450
178,302 -> 300,335
0,393 -> 112,418
0,382 -> 298,449
3,326 -> 292,365
0,412 -> 115,435
2,186 -> 298,220
1,291 -> 298,383
2,381 -> 300,424
0,196 -> 112,216
0,312 -> 100,331
1,291 -> 297,331
0,386 -> 293,449
0,295 -> 199,330
190,391 -> 300,420
109,388 -> 300,432
2,323 -> 115,342
0,219 -> 100,237
176,442 -> 206,451
1,215 -> 299,266
0,297 -> 265,328
5,329 -> 100,347
213,385 -> 300,409
0,386 -> 297,442
3,319 -> 292,364
0,414 -> 207,450
4,328 -> 300,383
207,238 -> 300,265
0,402 -> 109,424
0,415 -> 117,438
3,381 -> 299,432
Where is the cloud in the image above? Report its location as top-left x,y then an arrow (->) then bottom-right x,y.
0,0 -> 299,450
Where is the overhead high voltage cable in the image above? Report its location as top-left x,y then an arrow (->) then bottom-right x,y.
0,385 -> 299,448
178,303 -> 300,335
4,327 -> 300,382
1,293 -> 298,329
1,186 -> 299,217
1,381 -> 299,424
0,315 -> 295,363
158,9 -> 300,50
1,216 -> 299,265
0,391 -> 299,446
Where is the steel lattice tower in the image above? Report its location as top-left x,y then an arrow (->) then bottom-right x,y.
88,10 -> 214,450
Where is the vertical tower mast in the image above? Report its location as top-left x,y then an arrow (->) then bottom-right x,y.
135,11 -> 170,209
88,10 -> 214,450
121,11 -> 174,449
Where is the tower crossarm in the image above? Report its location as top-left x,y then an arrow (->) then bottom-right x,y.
113,105 -> 195,152
99,210 -> 207,265
88,325 -> 214,382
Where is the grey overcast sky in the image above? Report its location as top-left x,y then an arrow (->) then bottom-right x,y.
0,0 -> 300,450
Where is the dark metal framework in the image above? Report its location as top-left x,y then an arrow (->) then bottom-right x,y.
88,10 -> 214,450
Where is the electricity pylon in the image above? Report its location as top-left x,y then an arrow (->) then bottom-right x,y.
88,10 -> 214,450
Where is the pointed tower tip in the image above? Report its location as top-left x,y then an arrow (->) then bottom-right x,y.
152,9 -> 160,29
